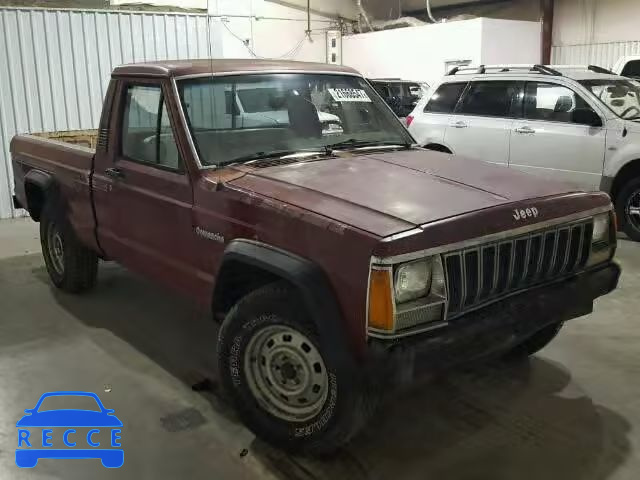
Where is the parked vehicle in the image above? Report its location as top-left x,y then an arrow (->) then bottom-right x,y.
12,59 -> 619,454
613,55 -> 640,79
408,64 -> 640,240
227,81 -> 344,135
369,78 -> 428,119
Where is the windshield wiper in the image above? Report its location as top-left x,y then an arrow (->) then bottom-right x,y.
219,148 -> 329,167
323,139 -> 412,153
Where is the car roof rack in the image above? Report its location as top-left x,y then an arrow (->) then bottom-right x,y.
446,64 -> 563,76
551,64 -> 617,75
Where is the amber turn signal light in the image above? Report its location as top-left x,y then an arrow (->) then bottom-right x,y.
368,268 -> 394,331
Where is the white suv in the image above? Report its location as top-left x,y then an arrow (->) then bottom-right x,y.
407,64 -> 640,240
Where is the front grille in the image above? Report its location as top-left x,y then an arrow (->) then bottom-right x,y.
396,303 -> 444,331
444,219 -> 593,317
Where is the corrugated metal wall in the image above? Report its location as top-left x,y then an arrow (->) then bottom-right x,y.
551,41 -> 640,69
0,7 -> 222,219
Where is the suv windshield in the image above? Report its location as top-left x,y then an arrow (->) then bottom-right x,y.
579,79 -> 640,120
177,73 -> 413,166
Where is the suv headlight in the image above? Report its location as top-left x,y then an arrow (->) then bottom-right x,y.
592,213 -> 610,244
368,256 -> 447,335
588,211 -> 615,266
394,259 -> 432,303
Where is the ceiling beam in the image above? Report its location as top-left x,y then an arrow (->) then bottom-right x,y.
405,0 -> 514,16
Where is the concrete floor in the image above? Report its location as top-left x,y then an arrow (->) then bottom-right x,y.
1,217 -> 639,479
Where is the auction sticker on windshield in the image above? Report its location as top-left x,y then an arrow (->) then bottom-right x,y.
328,88 -> 371,102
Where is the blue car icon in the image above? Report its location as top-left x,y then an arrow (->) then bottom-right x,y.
16,391 -> 123,468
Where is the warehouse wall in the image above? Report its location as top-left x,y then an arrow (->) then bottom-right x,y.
342,18 -> 540,85
553,0 -> 640,46
479,18 -> 541,65
0,3 -> 338,219
343,19 -> 483,84
210,0 -> 337,61
551,0 -> 640,68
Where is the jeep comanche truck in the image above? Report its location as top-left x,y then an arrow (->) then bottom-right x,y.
11,59 -> 620,454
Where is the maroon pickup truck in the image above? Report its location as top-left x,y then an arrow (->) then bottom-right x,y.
11,59 -> 619,454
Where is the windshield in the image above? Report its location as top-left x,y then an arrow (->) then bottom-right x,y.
579,79 -> 640,120
236,87 -> 281,113
177,73 -> 413,167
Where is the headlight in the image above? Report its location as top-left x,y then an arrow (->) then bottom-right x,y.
394,259 -> 432,303
368,256 -> 447,335
587,211 -> 614,267
592,213 -> 610,244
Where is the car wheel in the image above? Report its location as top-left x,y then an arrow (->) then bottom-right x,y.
616,177 -> 640,241
217,282 -> 377,455
505,322 -> 563,359
40,195 -> 98,293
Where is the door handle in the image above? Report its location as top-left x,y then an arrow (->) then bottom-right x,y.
450,121 -> 468,129
514,126 -> 535,134
104,167 -> 124,179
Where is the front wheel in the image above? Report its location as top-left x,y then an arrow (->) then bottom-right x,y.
217,282 -> 376,454
506,322 -> 563,359
616,177 -> 640,241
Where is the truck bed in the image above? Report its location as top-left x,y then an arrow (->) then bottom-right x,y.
11,134 -> 100,253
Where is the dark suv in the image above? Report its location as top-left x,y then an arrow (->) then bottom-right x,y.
369,78 -> 428,118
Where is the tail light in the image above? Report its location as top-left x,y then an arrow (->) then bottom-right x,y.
406,115 -> 414,127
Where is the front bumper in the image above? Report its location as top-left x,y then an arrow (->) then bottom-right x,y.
366,261 -> 620,384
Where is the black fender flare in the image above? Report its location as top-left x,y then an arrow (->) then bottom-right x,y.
24,169 -> 55,191
218,239 -> 357,372
23,169 -> 57,220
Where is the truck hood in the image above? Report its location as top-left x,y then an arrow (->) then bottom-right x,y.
228,149 -> 582,237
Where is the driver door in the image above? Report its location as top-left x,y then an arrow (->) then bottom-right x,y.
99,80 -> 200,296
508,81 -> 606,190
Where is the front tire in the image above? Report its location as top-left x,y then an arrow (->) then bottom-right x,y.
616,176 -> 640,241
40,196 -> 98,293
217,282 -> 375,454
506,322 -> 563,359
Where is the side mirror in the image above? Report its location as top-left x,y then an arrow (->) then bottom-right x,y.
572,108 -> 602,127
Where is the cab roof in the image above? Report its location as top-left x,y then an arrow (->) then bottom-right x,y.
112,59 -> 361,78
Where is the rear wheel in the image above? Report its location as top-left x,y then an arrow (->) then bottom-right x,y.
616,177 -> 640,241
217,282 -> 376,454
40,196 -> 98,293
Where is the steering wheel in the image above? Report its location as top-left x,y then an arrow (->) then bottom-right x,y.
620,105 -> 640,119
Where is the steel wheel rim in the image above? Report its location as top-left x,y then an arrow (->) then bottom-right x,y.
47,222 -> 64,275
244,324 -> 329,423
626,189 -> 640,230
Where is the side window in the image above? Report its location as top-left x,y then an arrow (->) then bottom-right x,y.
424,82 -> 467,113
158,102 -> 180,169
524,82 -> 592,123
456,81 -> 522,117
122,85 -> 180,170
372,83 -> 390,97
621,60 -> 640,78
389,83 -> 403,97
